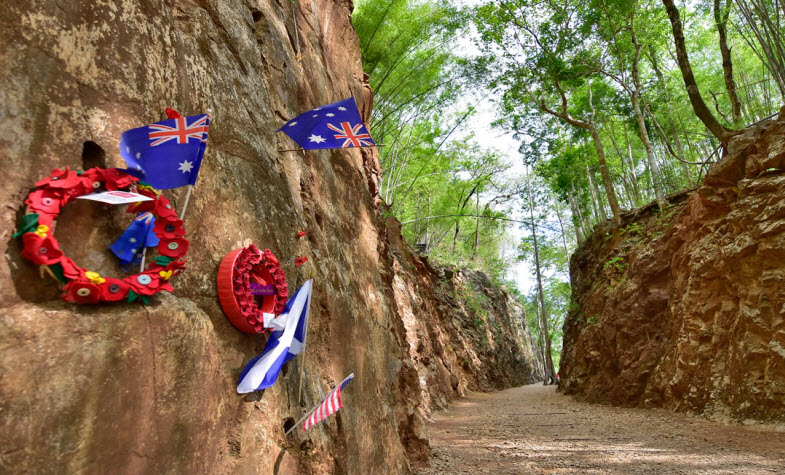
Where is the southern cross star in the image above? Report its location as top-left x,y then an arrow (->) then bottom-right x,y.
136,152 -> 141,159
178,160 -> 194,173
338,107 -> 347,111
288,122 -> 298,127
326,113 -> 335,117
129,238 -> 137,243
308,134 -> 326,144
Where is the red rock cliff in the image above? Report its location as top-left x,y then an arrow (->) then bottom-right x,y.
0,1 -> 541,473
561,115 -> 785,423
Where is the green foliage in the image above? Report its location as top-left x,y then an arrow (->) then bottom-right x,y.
13,214 -> 39,238
603,256 -> 627,272
354,0 -> 519,279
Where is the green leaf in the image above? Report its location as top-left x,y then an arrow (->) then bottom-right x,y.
152,255 -> 173,266
47,263 -> 68,284
141,295 -> 149,306
127,290 -> 139,303
13,214 -> 40,238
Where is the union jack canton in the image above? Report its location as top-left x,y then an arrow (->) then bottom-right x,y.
120,113 -> 210,190
278,98 -> 376,150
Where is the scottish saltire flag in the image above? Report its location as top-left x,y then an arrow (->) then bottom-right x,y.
120,114 -> 209,189
109,212 -> 159,265
237,280 -> 313,394
302,373 -> 354,432
277,98 -> 375,150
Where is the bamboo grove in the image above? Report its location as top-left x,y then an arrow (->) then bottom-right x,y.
353,0 -> 784,373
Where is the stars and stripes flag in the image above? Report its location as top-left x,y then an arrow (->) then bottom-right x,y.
302,373 -> 354,432
277,97 -> 375,150
120,113 -> 209,189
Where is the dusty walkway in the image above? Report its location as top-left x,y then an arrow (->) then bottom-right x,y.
419,384 -> 785,474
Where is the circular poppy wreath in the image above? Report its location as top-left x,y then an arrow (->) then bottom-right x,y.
217,244 -> 288,334
15,166 -> 188,305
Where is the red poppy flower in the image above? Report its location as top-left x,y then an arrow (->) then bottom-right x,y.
20,233 -> 63,265
158,237 -> 188,258
296,231 -> 306,239
59,257 -> 83,279
264,251 -> 279,266
25,189 -> 64,215
35,167 -> 82,189
63,281 -> 101,304
153,217 -> 185,239
162,260 -> 187,277
155,197 -> 178,219
295,256 -> 308,267
99,168 -> 137,191
126,272 -> 173,296
99,278 -> 131,302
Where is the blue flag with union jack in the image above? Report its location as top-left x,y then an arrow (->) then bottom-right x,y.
277,98 -> 375,150
109,212 -> 159,266
120,114 -> 209,189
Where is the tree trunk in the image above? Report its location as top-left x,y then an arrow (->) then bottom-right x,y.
630,26 -> 667,209
714,0 -> 742,123
630,92 -> 667,209
588,125 -> 623,223
567,190 -> 585,244
661,0 -> 733,141
526,166 -> 557,385
586,164 -> 605,221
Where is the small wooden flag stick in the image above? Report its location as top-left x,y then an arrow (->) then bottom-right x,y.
178,185 -> 193,219
297,269 -> 315,404
139,247 -> 147,272
179,108 -> 211,220
277,144 -> 385,153
285,401 -> 320,436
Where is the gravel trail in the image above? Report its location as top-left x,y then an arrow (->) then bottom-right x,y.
419,384 -> 785,474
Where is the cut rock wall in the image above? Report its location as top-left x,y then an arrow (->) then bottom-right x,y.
561,114 -> 785,423
0,1 -> 540,473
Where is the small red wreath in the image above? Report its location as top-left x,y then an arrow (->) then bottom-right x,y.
16,166 -> 188,305
217,244 -> 288,334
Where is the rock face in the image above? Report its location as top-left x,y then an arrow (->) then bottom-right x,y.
0,1 -> 541,473
561,117 -> 785,422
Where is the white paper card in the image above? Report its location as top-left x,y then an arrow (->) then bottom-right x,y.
77,191 -> 154,205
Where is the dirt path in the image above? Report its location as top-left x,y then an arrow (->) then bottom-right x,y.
419,384 -> 785,474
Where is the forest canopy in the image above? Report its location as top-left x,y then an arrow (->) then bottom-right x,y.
353,0 -> 783,373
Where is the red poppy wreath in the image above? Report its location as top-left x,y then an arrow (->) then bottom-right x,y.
15,166 -> 188,305
216,244 -> 288,334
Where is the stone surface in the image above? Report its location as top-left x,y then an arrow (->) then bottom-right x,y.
0,1 -> 540,473
561,118 -> 785,423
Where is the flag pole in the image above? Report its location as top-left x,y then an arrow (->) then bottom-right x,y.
297,269 -> 315,404
179,108 -> 211,220
139,248 -> 147,272
178,185 -> 193,219
285,401 -> 320,437
277,144 -> 385,153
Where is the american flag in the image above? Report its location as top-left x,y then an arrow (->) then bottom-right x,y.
302,373 -> 354,432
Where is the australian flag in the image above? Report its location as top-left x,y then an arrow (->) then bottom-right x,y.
120,114 -> 209,189
237,280 -> 313,394
109,212 -> 159,266
277,98 -> 375,150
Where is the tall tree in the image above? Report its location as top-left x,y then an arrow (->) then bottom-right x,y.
474,0 -> 624,223
715,0 -> 743,123
661,0 -> 736,141
524,165 -> 557,384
